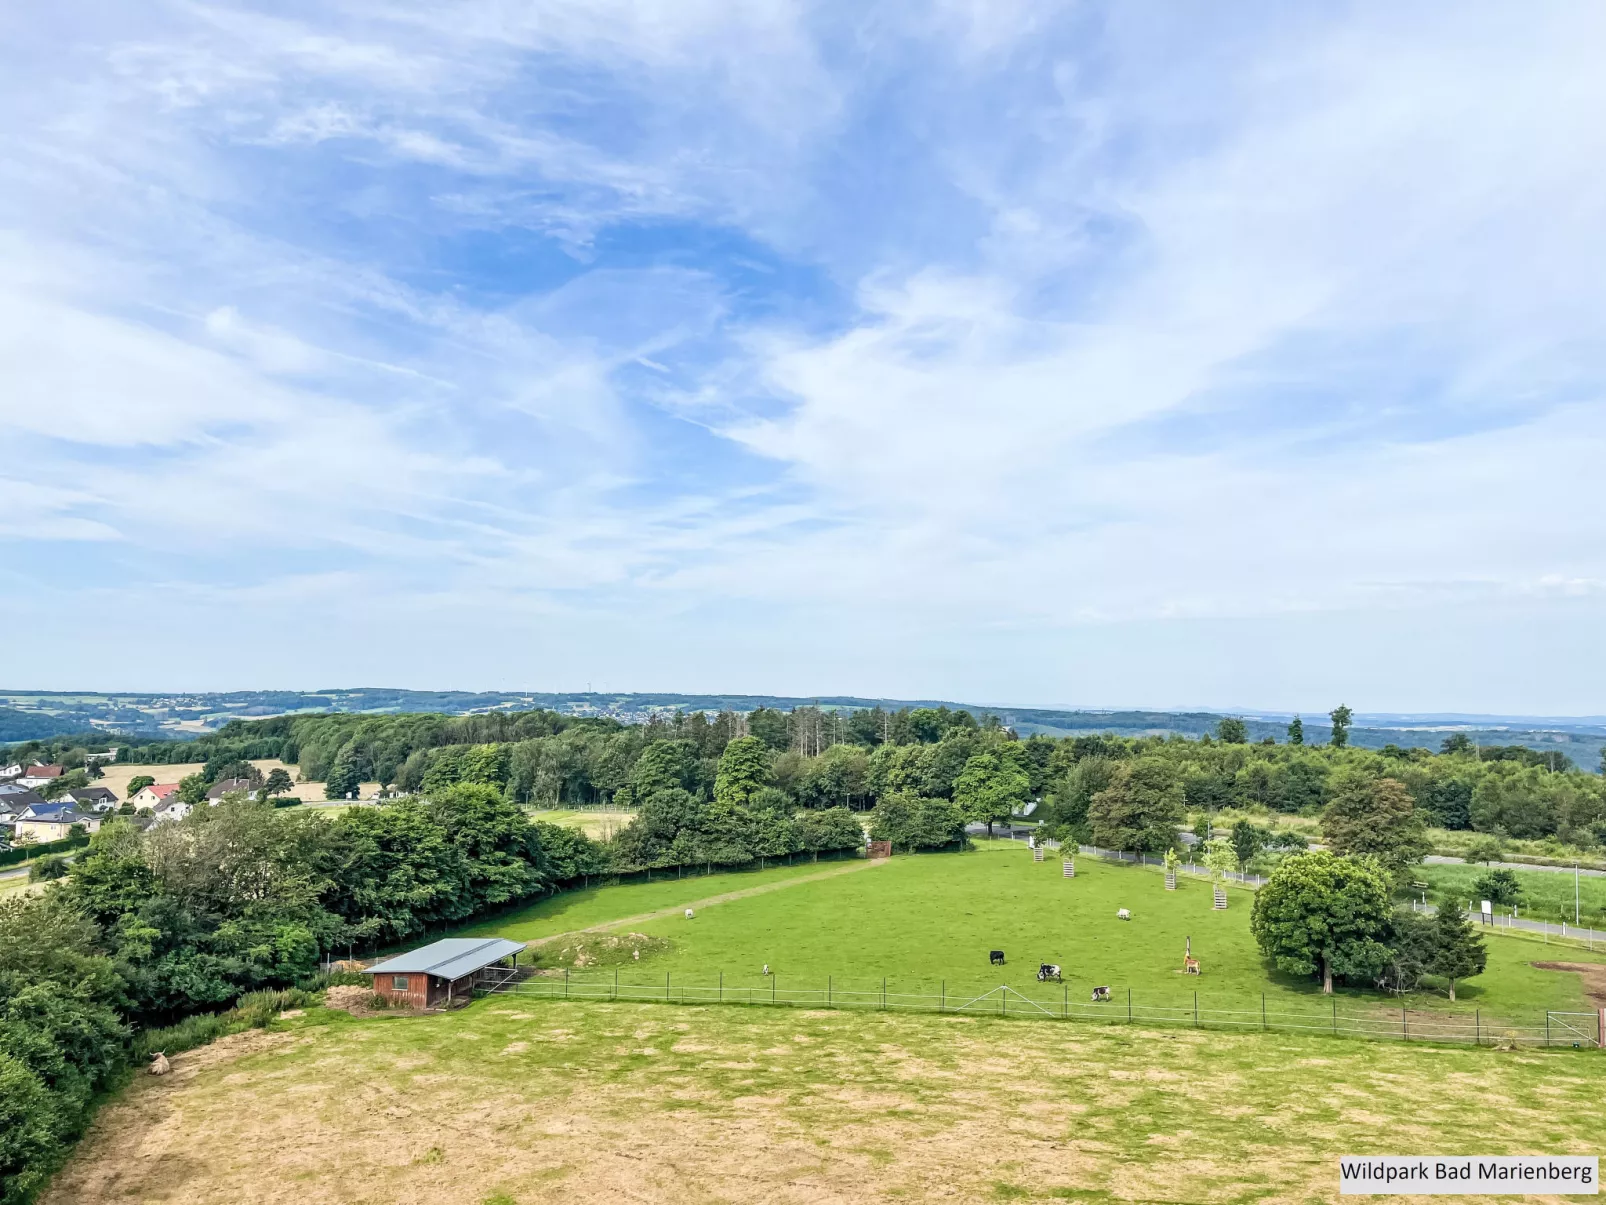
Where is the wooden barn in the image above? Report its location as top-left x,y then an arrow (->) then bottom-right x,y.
364,937 -> 525,1008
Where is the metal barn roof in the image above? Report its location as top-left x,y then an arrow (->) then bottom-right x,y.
366,937 -> 525,981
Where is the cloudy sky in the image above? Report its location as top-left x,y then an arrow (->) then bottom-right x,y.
4,2 -> 1604,713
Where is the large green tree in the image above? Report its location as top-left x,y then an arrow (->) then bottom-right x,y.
1427,899 -> 1487,1001
1216,717 -> 1248,744
1250,851 -> 1393,993
1328,705 -> 1353,748
713,736 -> 770,809
1321,776 -> 1430,875
1087,757 -> 1183,853
952,752 -> 1029,836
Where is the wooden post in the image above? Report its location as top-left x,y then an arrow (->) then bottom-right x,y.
1127,987 -> 1132,1023
1261,992 -> 1266,1031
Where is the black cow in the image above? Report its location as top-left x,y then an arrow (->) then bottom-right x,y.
1036,963 -> 1062,983
989,950 -> 1005,966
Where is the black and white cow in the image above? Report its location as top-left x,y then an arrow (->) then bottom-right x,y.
989,950 -> 1005,966
1091,986 -> 1112,1002
1036,963 -> 1062,983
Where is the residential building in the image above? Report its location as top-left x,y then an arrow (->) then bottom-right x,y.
206,777 -> 257,801
14,802 -> 101,843
67,786 -> 119,812
18,764 -> 64,789
152,798 -> 193,824
0,764 -> 21,781
131,783 -> 180,810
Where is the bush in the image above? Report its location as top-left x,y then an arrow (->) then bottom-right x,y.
27,854 -> 69,882
1472,868 -> 1523,907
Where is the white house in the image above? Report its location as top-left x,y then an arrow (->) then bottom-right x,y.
17,764 -> 64,789
131,783 -> 181,810
152,799 -> 193,824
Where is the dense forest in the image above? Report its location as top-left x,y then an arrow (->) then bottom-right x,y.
8,702 -> 1605,848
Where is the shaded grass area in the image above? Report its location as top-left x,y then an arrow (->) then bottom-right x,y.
553,842 -> 1605,1017
46,997 -> 1606,1205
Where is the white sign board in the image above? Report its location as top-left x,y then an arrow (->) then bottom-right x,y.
1340,1157 -> 1597,1194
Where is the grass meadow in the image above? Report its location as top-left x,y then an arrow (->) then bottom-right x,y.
477,842 -> 1606,1019
45,994 -> 1606,1205
1415,861 -> 1606,930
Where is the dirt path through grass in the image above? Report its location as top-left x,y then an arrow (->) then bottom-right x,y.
523,856 -> 888,948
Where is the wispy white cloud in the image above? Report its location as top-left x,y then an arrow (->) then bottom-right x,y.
2,1 -> 1604,709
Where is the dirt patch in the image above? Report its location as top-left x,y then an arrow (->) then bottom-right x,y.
1532,961 -> 1606,1009
532,931 -> 670,970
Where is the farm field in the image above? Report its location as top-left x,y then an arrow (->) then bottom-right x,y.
527,807 -> 634,840
1416,862 -> 1606,930
458,856 -> 875,945
44,996 -> 1606,1205
490,843 -> 1606,1018
90,759 -> 377,802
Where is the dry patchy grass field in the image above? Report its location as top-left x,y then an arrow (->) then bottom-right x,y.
94,760 -> 380,803
46,997 -> 1604,1205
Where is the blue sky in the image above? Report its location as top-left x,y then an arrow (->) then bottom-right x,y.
4,2 -> 1605,713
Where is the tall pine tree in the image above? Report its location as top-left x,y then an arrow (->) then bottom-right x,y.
1429,898 -> 1487,1001
1287,716 -> 1304,745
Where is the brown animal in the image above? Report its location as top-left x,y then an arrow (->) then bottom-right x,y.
148,1052 -> 170,1076
1183,936 -> 1200,975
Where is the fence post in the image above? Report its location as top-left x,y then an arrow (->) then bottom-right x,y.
1127,987 -> 1132,1023
940,980 -> 945,1012
1194,991 -> 1198,1027
773,975 -> 777,1005
565,969 -> 569,999
1475,1009 -> 1480,1046
1546,1011 -> 1551,1046
1402,1006 -> 1407,1041
1063,982 -> 1067,1018
666,971 -> 670,1002
1262,992 -> 1266,1032
1332,998 -> 1337,1036
719,971 -> 723,1002
614,969 -> 618,1002
828,975 -> 832,1008
882,977 -> 886,1011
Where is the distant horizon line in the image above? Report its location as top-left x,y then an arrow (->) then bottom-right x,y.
2,687 -> 1604,727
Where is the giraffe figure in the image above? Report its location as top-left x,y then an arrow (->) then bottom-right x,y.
1183,935 -> 1200,975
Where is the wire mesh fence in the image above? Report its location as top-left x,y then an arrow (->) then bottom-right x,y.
1077,845 -> 1270,887
474,968 -> 1603,1050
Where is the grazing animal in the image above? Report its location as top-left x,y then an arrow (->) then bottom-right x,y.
148,1052 -> 170,1076
1116,908 -> 1131,921
632,949 -> 640,961
1183,935 -> 1200,975
1036,963 -> 1062,983
684,909 -> 695,919
1091,986 -> 1111,1002
762,964 -> 771,976
989,950 -> 1006,966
